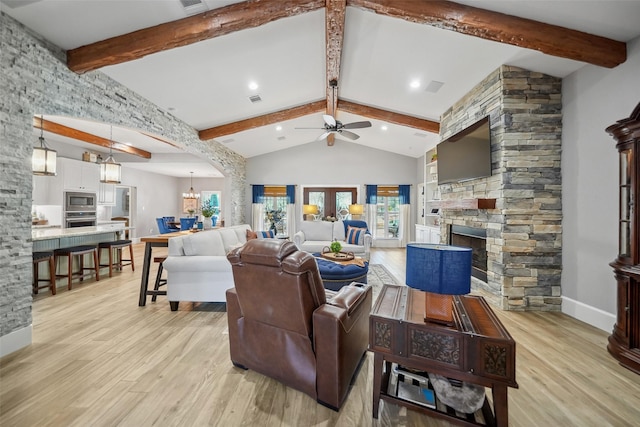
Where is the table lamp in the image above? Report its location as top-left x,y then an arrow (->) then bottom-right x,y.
406,243 -> 472,325
303,204 -> 319,220
348,204 -> 364,219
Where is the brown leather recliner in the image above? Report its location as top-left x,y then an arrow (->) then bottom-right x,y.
226,239 -> 373,411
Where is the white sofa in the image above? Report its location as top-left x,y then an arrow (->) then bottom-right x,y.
162,224 -> 252,311
293,220 -> 372,259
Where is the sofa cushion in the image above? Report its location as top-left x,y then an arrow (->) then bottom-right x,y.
258,230 -> 276,238
346,226 -> 366,245
333,220 -> 346,241
183,231 -> 226,256
247,230 -> 258,240
301,221 -> 334,241
233,225 -> 251,243
219,228 -> 242,252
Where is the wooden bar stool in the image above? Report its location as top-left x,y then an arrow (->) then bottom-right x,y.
54,245 -> 100,290
98,240 -> 134,277
152,256 -> 167,302
32,251 -> 56,295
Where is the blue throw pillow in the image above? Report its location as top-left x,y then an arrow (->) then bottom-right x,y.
258,230 -> 276,238
346,226 -> 366,245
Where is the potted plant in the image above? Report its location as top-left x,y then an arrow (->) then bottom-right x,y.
330,239 -> 342,255
201,198 -> 220,228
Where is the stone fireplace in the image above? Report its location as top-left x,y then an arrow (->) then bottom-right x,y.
437,65 -> 563,311
450,225 -> 487,282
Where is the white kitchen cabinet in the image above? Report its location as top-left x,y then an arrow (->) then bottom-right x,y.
98,182 -> 116,205
61,157 -> 99,193
415,224 -> 441,244
32,166 -> 63,206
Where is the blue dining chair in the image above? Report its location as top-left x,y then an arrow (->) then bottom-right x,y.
156,218 -> 172,234
180,217 -> 196,230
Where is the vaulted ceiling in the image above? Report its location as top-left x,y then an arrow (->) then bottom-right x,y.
4,0 -> 640,177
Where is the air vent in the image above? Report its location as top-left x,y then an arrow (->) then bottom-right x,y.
179,0 -> 208,15
249,95 -> 262,103
413,132 -> 428,138
221,138 -> 235,144
277,136 -> 286,141
425,80 -> 444,93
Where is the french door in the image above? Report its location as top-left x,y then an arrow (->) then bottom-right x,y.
303,187 -> 357,220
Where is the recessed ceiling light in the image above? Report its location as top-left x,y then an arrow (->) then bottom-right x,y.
381,125 -> 388,131
410,79 -> 421,89
168,107 -> 176,111
275,125 -> 282,131
248,81 -> 258,91
221,138 -> 235,144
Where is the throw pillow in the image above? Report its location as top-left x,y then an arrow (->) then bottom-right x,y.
258,230 -> 276,238
246,230 -> 258,240
346,226 -> 366,245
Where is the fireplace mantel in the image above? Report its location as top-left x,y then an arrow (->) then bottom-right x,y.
431,198 -> 496,210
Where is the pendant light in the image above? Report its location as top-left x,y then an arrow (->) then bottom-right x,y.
32,115 -> 57,176
182,172 -> 200,200
100,125 -> 121,184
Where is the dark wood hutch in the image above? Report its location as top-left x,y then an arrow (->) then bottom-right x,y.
606,102 -> 640,374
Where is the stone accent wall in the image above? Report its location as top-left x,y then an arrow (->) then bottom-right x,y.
439,65 -> 562,311
0,13 -> 246,342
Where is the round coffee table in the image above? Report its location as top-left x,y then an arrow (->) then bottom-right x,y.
314,255 -> 368,291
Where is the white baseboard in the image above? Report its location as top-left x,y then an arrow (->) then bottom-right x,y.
562,296 -> 616,333
0,325 -> 32,358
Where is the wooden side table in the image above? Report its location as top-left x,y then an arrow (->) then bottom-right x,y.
370,284 -> 518,426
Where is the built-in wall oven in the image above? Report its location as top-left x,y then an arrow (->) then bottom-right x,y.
64,191 -> 97,228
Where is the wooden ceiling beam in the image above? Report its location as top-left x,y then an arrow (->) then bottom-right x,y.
347,0 -> 626,68
33,117 -> 152,159
325,0 -> 346,146
338,99 -> 440,133
67,0 -> 325,73
198,100 -> 326,140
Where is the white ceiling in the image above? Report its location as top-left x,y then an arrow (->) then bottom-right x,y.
4,0 -> 640,177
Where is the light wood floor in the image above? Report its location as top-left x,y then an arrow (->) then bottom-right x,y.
1,245 -> 639,426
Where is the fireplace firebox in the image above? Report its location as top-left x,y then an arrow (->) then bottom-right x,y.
449,225 -> 487,282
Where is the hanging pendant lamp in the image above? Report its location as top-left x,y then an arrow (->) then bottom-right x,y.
32,115 -> 57,176
182,172 -> 200,200
100,125 -> 121,184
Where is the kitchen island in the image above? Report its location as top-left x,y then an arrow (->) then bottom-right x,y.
33,223 -> 126,251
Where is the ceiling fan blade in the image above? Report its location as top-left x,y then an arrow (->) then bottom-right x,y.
339,130 -> 360,140
317,131 -> 332,141
323,114 -> 336,127
342,121 -> 372,129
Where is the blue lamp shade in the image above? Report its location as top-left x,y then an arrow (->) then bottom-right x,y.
406,243 -> 472,295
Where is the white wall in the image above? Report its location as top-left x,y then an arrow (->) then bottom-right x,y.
120,167 -> 180,238
246,140 -> 420,234
562,36 -> 640,331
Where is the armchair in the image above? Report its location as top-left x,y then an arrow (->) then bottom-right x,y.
226,239 -> 373,410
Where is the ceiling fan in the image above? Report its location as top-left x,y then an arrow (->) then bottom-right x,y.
296,79 -> 372,141
297,114 -> 372,141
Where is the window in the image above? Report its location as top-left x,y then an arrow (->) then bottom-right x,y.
304,187 -> 356,220
376,186 -> 399,238
201,191 -> 221,218
263,186 -> 288,235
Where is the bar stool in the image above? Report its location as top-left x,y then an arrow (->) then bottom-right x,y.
98,240 -> 134,277
152,256 -> 168,302
32,251 -> 56,295
54,245 -> 100,290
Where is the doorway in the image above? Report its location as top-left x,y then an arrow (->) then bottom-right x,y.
303,187 -> 357,220
112,185 -> 136,239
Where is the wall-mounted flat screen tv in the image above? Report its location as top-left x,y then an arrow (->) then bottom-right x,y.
437,116 -> 492,185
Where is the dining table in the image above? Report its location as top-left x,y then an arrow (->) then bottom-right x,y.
138,230 -> 192,306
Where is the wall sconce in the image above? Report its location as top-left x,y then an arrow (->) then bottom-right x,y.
406,243 -> 472,324
32,115 -> 57,176
303,204 -> 319,220
100,126 -> 121,184
348,204 -> 364,219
